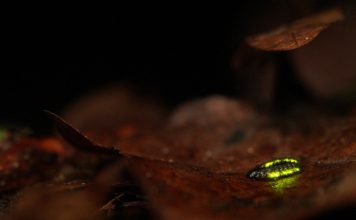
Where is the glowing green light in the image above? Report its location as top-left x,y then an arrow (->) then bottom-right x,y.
262,161 -> 276,168
269,175 -> 299,194
0,129 -> 9,141
261,157 -> 298,168
266,166 -> 301,179
247,157 -> 302,180
267,171 -> 280,178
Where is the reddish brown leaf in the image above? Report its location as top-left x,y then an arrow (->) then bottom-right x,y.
45,98 -> 356,220
246,8 -> 344,51
0,137 -> 61,192
44,110 -> 120,156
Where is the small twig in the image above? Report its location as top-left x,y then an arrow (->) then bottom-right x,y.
97,193 -> 125,212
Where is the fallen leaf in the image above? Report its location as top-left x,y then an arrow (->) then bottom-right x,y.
44,97 -> 356,220
0,133 -> 62,193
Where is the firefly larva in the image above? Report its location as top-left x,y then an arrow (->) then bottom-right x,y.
247,157 -> 302,180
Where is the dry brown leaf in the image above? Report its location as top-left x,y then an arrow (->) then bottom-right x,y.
0,137 -> 62,192
45,97 -> 356,220
246,8 -> 344,51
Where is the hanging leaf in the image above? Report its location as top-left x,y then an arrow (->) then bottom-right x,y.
247,8 -> 344,51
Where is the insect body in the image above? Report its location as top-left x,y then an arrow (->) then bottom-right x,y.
247,157 -> 302,180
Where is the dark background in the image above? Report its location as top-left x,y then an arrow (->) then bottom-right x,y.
1,1 -> 351,134
3,4 -> 245,133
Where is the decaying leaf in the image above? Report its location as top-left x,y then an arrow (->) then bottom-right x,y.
0,133 -> 63,193
247,8 -> 344,51
44,110 -> 120,156
1,97 -> 355,220
37,96 -> 355,220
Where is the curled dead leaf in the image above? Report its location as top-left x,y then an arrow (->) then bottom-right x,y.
247,8 -> 344,51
